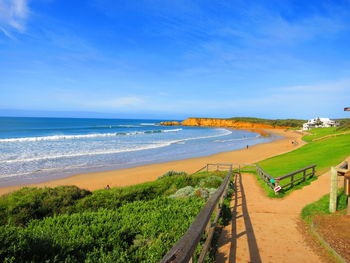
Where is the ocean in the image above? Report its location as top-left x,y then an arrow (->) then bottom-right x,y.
0,117 -> 277,186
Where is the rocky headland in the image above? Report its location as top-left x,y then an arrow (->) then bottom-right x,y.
160,118 -> 290,129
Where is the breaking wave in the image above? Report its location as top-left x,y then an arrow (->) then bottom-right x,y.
0,129 -> 183,143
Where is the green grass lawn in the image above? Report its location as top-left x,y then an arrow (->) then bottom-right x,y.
258,133 -> 350,178
301,189 -> 348,222
256,133 -> 350,197
303,127 -> 350,142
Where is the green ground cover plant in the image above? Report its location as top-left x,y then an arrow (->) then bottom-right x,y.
301,189 -> 348,222
0,186 -> 91,226
0,172 -> 226,227
0,197 -> 205,263
0,171 -> 230,262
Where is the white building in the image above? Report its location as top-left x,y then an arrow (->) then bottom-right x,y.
303,118 -> 339,130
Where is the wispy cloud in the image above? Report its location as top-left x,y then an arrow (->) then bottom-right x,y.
0,0 -> 29,36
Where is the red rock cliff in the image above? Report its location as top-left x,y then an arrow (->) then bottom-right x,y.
181,118 -> 289,129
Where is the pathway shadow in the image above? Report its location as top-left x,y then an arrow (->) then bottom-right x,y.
236,172 -> 262,263
216,173 -> 262,263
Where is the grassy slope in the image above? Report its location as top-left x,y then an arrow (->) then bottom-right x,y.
301,189 -> 348,221
256,131 -> 350,197
258,133 -> 350,178
303,127 -> 350,142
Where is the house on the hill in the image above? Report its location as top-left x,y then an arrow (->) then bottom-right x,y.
302,118 -> 339,130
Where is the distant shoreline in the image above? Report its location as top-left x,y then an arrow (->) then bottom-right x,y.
0,128 -> 305,196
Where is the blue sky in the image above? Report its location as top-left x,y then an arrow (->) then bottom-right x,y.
1,0 -> 350,119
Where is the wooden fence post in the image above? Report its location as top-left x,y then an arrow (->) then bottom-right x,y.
329,167 -> 338,213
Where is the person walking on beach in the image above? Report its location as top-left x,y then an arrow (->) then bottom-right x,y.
246,145 -> 249,149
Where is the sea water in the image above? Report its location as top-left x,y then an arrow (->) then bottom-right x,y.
0,117 -> 277,186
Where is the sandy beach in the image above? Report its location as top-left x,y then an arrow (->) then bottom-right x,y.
0,129 -> 305,196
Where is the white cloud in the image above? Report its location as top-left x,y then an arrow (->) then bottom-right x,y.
0,0 -> 29,35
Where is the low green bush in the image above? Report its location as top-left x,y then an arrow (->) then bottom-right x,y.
72,174 -> 212,213
0,186 -> 91,226
198,176 -> 223,188
158,170 -> 187,179
0,197 -> 205,263
0,172 -> 229,262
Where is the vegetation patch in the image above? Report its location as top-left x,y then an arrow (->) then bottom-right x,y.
303,127 -> 350,142
252,129 -> 350,197
258,133 -> 350,178
301,189 -> 349,262
228,117 -> 306,128
0,186 -> 91,226
301,189 -> 348,221
0,171 -> 230,262
0,197 -> 205,263
158,170 -> 187,179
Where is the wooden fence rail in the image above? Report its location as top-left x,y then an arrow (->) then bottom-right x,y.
276,164 -> 316,189
256,164 -> 316,191
194,163 -> 233,173
160,167 -> 234,263
255,164 -> 275,189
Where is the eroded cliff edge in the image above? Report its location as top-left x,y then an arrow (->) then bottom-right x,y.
161,118 -> 290,129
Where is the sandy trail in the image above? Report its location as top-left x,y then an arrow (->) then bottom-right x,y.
216,158 -> 350,263
0,129 -> 303,196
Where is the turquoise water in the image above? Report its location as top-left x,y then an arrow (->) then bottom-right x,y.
0,117 -> 276,186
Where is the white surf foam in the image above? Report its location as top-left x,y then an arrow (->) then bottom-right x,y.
0,128 -> 183,143
0,128 -> 231,165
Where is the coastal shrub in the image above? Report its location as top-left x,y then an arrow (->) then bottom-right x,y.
0,186 -> 91,226
72,174 -> 212,213
158,170 -> 187,179
170,186 -> 218,200
0,197 -> 205,263
169,186 -> 195,199
198,176 -> 223,188
193,188 -> 210,200
0,174 -> 217,226
0,173 -> 227,226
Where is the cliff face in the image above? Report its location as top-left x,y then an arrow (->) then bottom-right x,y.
159,121 -> 181,126
181,118 -> 290,129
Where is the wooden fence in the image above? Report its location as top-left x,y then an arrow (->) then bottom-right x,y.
160,166 -> 235,263
194,163 -> 233,173
256,164 -> 316,191
196,163 -> 316,191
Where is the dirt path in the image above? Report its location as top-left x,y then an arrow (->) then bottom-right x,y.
216,158 -> 350,263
